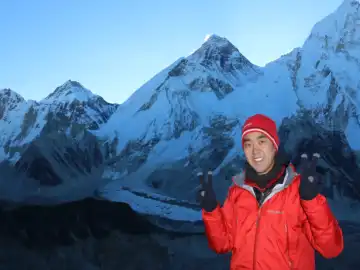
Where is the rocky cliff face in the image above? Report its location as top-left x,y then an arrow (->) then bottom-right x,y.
0,131 -> 108,205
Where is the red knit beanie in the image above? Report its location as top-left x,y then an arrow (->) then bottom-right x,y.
241,114 -> 279,150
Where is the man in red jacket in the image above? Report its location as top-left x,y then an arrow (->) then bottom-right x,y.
198,113 -> 344,270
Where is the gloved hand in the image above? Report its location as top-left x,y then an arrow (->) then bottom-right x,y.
196,171 -> 218,212
298,152 -> 321,200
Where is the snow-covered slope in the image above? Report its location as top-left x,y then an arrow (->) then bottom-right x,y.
283,0 -> 360,150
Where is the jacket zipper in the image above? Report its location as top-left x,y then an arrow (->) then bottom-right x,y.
253,207 -> 262,270
253,206 -> 293,270
252,187 -> 286,270
244,170 -> 291,270
253,192 -> 266,270
285,223 -> 293,269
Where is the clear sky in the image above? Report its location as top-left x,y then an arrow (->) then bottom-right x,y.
1,0 -> 343,104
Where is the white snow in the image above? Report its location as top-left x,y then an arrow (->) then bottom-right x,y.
204,34 -> 212,42
146,128 -> 202,162
101,187 -> 201,221
332,92 -> 343,111
0,101 -> 46,154
41,80 -> 97,104
100,181 -> 360,224
94,58 -> 185,148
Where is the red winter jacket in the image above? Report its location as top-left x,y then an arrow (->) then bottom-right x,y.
202,165 -> 344,270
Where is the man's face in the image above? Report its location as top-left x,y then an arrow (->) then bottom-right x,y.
243,131 -> 276,175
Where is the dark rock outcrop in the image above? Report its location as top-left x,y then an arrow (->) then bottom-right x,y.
0,198 -> 158,249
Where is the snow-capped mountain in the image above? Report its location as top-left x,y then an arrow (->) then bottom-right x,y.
0,80 -> 118,162
0,81 -> 119,204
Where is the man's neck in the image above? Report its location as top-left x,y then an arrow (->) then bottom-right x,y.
245,156 -> 285,190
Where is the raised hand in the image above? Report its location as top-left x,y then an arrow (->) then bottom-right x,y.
298,153 -> 321,200
197,171 -> 218,212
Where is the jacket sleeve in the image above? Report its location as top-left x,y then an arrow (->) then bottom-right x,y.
300,193 -> 344,258
201,186 -> 236,254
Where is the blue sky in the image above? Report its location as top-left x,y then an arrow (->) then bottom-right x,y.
1,0 -> 343,104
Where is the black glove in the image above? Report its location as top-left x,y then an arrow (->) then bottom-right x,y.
197,171 -> 218,212
298,152 -> 321,200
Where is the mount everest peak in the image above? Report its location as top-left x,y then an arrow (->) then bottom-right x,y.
187,34 -> 262,77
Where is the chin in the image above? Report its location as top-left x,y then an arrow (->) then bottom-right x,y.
251,163 -> 271,174
254,168 -> 268,175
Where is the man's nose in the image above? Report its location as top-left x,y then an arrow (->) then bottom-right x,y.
252,145 -> 260,154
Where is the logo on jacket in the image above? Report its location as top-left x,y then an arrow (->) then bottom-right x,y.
266,210 -> 284,214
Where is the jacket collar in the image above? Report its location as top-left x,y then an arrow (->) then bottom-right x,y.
232,164 -> 298,196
